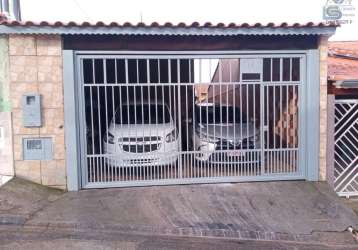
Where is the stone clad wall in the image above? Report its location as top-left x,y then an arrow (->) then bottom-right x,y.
0,35 -> 14,179
5,34 -> 330,189
9,35 -> 66,189
319,36 -> 329,181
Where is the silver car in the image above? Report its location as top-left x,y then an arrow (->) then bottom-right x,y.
192,103 -> 260,163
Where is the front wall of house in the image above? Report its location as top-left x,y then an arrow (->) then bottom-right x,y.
5,34 -> 329,189
0,35 -> 14,178
8,34 -> 66,189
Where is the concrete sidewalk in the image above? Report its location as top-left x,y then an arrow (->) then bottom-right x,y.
0,178 -> 357,246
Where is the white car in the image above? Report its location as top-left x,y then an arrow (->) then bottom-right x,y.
103,102 -> 179,167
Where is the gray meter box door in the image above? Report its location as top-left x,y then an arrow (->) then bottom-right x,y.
23,138 -> 53,160
22,94 -> 42,127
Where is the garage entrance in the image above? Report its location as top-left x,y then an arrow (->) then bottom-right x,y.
76,53 -> 305,188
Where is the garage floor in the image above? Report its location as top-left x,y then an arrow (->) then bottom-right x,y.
1,178 -> 357,245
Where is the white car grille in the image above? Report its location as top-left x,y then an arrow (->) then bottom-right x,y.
119,136 -> 162,153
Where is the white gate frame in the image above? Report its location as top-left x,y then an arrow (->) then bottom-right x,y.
63,49 -> 320,190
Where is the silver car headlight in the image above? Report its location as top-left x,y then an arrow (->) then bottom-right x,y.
196,130 -> 218,143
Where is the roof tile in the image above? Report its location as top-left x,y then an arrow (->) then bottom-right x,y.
0,19 -> 338,29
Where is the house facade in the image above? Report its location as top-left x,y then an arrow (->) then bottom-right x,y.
0,16 -> 336,190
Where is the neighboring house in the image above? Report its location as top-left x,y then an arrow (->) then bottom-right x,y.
0,2 -> 337,191
328,41 -> 358,83
326,41 -> 358,197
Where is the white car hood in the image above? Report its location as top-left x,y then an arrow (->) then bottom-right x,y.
197,123 -> 258,142
107,122 -> 176,139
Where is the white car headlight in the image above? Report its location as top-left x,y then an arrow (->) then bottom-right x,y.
103,132 -> 115,144
165,129 -> 178,143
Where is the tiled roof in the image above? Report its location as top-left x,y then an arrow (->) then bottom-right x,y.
0,17 -> 337,36
328,41 -> 358,81
0,18 -> 337,29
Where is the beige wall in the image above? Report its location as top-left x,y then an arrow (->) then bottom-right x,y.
9,34 -> 66,190
0,36 -> 14,178
319,36 -> 329,181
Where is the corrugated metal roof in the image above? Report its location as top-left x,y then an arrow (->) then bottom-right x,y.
0,18 -> 337,36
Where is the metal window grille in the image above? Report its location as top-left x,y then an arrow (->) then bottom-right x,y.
76,53 -> 305,188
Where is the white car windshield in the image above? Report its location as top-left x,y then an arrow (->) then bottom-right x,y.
115,104 -> 171,124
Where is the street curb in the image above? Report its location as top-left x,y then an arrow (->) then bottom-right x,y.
19,221 -> 357,246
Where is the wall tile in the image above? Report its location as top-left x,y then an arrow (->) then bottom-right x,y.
9,35 -> 36,56
38,83 -> 63,108
15,160 -> 41,184
37,56 -> 62,83
53,134 -> 65,160
36,35 -> 62,56
9,56 -> 37,83
40,108 -> 64,135
41,160 -> 66,186
13,135 -> 23,161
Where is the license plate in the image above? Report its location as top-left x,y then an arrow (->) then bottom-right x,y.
227,151 -> 246,157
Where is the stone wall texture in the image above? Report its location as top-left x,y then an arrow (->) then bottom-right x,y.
0,35 -> 11,112
0,111 -> 14,177
319,36 -> 329,181
9,35 -> 66,190
0,36 -> 14,178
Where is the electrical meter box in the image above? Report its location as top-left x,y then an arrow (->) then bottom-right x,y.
23,137 -> 53,160
22,94 -> 42,127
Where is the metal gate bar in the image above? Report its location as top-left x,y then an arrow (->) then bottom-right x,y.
77,54 -> 304,188
334,99 -> 358,197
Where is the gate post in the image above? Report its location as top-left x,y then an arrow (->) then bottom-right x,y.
305,49 -> 320,181
63,50 -> 80,191
326,94 -> 335,187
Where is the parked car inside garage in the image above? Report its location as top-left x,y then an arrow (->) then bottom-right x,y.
192,103 -> 260,164
103,101 -> 180,168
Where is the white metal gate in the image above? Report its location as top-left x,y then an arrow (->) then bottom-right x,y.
334,99 -> 358,197
76,53 -> 305,188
